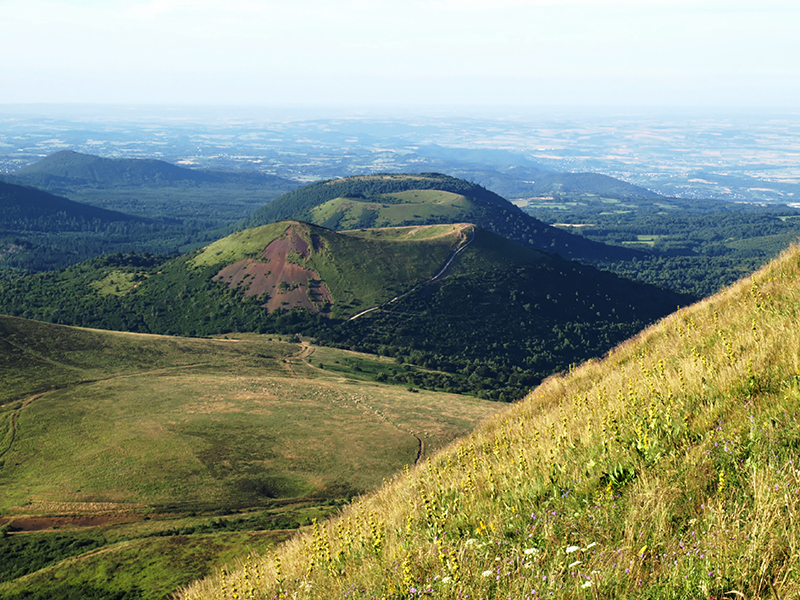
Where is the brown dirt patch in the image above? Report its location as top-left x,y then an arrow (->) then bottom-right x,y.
214,225 -> 332,315
1,514 -> 139,532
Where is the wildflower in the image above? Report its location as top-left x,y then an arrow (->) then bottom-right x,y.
569,560 -> 582,568
524,548 -> 539,555
482,570 -> 494,577
582,580 -> 592,588
566,545 -> 581,554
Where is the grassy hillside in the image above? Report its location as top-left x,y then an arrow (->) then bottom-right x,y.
0,316 -> 498,509
0,316 -> 500,599
246,173 -> 640,263
180,242 -> 800,600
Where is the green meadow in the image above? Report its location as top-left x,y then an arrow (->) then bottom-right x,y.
0,316 -> 500,598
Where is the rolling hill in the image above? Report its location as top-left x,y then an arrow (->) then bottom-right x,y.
0,220 -> 692,399
0,315 -> 501,599
5,150 -> 291,189
245,173 -> 642,263
179,238 -> 800,599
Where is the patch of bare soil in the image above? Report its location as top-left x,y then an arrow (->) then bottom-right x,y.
0,514 -> 139,532
214,225 -> 332,315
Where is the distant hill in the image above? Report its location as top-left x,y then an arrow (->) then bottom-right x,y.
0,181 -> 145,224
465,166 -> 662,199
0,181 -> 182,273
0,220 -> 692,399
0,152 -> 299,272
410,145 -> 661,199
246,173 -> 643,263
6,150 -> 294,190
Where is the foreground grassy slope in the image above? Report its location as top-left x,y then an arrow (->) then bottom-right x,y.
0,317 -> 500,598
182,244 -> 800,599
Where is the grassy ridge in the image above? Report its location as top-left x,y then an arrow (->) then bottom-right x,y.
0,316 -> 294,404
181,244 -> 800,599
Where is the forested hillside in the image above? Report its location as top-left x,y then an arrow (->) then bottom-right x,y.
0,182 -> 185,273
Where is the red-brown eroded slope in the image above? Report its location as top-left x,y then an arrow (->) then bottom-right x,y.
213,225 -> 332,314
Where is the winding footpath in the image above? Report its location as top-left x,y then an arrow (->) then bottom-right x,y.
349,225 -> 475,321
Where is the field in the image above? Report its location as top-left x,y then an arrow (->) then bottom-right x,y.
0,316 -> 501,598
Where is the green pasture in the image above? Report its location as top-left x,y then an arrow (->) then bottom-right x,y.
0,315 -> 500,598
1,317 -> 498,513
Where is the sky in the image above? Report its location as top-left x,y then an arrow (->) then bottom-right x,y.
2,0 -> 799,110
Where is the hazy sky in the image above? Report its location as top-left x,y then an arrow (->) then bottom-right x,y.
2,0 -> 798,109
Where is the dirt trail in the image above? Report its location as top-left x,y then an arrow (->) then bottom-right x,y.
349,393 -> 426,466
349,225 -> 475,321
1,392 -> 45,461
285,342 -> 425,464
282,342 -> 315,376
